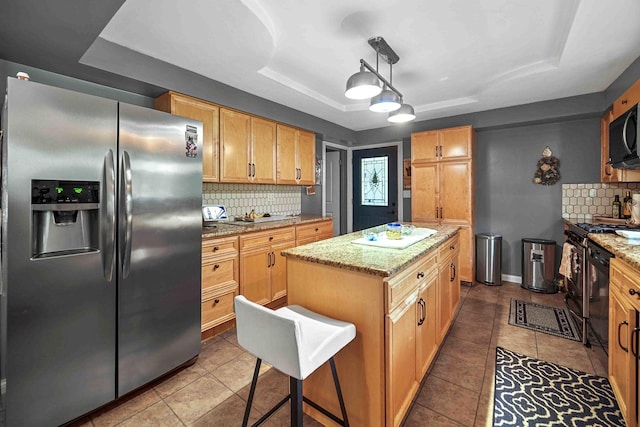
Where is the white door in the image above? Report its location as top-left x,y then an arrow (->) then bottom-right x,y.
326,150 -> 341,236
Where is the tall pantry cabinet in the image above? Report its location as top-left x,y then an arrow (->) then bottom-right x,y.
411,126 -> 476,283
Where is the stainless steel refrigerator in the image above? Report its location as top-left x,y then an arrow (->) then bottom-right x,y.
0,78 -> 203,426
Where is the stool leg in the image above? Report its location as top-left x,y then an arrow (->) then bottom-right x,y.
329,357 -> 349,427
290,376 -> 303,427
243,358 -> 262,427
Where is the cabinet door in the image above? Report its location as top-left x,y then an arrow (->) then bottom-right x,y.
613,79 -> 640,120
416,275 -> 438,379
411,163 -> 438,222
440,161 -> 472,223
251,117 -> 277,184
457,226 -> 473,283
240,247 -> 271,306
386,292 -> 419,427
411,131 -> 439,162
609,284 -> 635,425
449,252 -> 461,315
297,130 -> 316,185
220,108 -> 251,183
270,240 -> 295,301
276,124 -> 298,184
438,261 -> 453,343
155,92 -> 219,182
440,126 -> 472,160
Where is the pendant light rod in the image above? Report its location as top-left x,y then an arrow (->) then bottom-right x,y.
359,59 -> 403,99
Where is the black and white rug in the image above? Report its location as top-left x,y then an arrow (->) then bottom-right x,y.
493,347 -> 625,426
509,299 -> 580,341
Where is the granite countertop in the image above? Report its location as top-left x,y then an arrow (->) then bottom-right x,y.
281,223 -> 460,277
202,215 -> 330,239
588,233 -> 640,270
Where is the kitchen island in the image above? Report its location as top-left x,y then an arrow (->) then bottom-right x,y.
281,224 -> 461,426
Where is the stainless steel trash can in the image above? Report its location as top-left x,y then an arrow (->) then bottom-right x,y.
476,233 -> 502,285
521,238 -> 557,293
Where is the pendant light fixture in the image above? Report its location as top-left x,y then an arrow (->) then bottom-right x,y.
345,37 -> 415,123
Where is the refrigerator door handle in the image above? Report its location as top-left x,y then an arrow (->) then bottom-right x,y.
120,150 -> 133,279
102,149 -> 116,281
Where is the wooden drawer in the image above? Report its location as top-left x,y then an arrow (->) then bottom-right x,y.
386,252 -> 437,313
611,258 -> 640,307
240,226 -> 295,250
202,236 -> 238,260
201,284 -> 238,331
438,234 -> 459,263
202,257 -> 238,295
297,219 -> 333,240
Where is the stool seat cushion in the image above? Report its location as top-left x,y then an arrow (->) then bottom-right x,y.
234,296 -> 356,380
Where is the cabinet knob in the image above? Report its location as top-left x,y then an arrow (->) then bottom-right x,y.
630,289 -> 640,296
450,245 -> 455,250
269,236 -> 274,241
213,246 -> 219,252
315,228 -> 319,232
417,272 -> 425,279
214,264 -> 220,270
622,99 -> 628,105
214,299 -> 220,304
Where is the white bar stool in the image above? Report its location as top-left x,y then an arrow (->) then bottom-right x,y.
234,295 -> 356,427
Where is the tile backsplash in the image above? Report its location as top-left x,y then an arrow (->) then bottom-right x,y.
202,183 -> 301,218
562,182 -> 640,221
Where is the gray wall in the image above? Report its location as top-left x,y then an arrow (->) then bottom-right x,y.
475,118 -> 601,276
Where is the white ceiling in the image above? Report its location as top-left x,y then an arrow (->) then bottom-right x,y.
98,0 -> 640,131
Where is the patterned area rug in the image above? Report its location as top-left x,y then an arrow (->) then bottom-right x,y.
509,299 -> 580,341
494,347 -> 625,426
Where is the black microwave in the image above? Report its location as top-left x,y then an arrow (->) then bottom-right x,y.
609,103 -> 639,169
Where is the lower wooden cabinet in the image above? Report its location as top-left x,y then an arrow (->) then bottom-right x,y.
609,257 -> 640,427
239,226 -> 296,305
385,252 -> 440,426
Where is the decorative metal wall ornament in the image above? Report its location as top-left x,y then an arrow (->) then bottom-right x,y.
533,146 -> 560,185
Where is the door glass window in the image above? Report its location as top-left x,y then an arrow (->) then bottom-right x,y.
361,156 -> 388,206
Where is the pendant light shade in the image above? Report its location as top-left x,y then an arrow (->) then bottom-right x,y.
345,67 -> 382,100
369,88 -> 401,112
388,103 -> 416,123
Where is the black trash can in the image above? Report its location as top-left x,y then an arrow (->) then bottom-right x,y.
476,233 -> 502,285
521,238 -> 557,293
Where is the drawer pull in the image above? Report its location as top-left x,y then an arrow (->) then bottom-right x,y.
213,246 -> 219,252
619,321 -> 629,352
622,99 -> 628,105
213,264 -> 220,270
417,298 -> 426,326
417,272 -> 425,279
629,289 -> 640,296
450,263 -> 456,282
269,236 -> 274,241
214,299 -> 220,304
450,245 -> 455,250
315,228 -> 319,232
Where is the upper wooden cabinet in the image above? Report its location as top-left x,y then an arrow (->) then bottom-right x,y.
155,92 -> 219,182
220,108 -> 276,184
411,125 -> 475,283
411,126 -> 472,162
276,124 -> 316,185
612,79 -> 640,121
156,91 -> 314,186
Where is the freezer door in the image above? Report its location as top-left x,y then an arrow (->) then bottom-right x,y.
117,103 -> 202,396
2,79 -> 117,426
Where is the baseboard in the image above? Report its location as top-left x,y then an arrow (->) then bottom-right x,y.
502,274 -> 522,284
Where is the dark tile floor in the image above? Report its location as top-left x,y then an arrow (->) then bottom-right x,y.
71,282 -> 608,426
